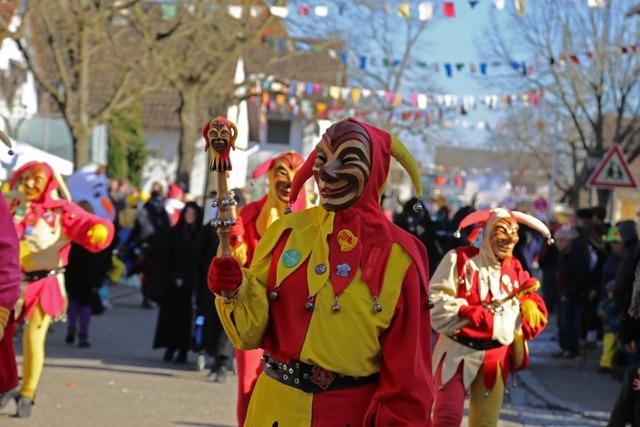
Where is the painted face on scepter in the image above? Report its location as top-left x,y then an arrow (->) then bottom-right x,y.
312,121 -> 372,211
203,117 -> 237,172
490,217 -> 520,260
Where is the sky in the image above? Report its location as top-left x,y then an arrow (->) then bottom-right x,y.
285,0 -> 528,161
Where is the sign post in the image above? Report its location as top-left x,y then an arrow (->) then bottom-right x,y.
587,144 -> 638,221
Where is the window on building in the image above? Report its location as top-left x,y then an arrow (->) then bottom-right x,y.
267,119 -> 291,145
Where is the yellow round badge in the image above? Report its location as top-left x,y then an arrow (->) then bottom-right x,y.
336,229 -> 358,252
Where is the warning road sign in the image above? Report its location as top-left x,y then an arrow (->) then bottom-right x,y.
587,144 -> 637,189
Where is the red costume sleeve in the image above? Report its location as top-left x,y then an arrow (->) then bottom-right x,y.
61,203 -> 114,252
364,263 -> 433,426
0,194 -> 20,310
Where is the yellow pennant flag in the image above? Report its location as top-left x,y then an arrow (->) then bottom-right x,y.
515,0 -> 526,16
351,88 -> 362,104
398,3 -> 411,18
329,86 -> 341,100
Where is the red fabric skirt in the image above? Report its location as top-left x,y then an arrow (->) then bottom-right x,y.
0,315 -> 18,392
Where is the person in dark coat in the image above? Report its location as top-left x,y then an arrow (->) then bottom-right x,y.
64,201 -> 113,348
126,190 -> 171,308
554,224 -> 591,359
393,197 -> 441,277
193,218 -> 235,381
152,202 -> 201,363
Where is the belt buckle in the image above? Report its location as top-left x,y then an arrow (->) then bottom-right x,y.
309,366 -> 336,390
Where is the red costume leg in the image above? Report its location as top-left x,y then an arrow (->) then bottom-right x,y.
432,362 -> 466,427
311,382 -> 377,426
0,316 -> 18,393
235,348 -> 264,426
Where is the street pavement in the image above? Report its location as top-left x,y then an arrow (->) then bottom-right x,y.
0,285 -> 618,426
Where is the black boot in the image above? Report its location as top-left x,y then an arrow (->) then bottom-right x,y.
163,348 -> 175,362
65,330 -> 75,345
174,349 -> 187,364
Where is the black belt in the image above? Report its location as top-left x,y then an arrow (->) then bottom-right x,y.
263,356 -> 379,393
450,334 -> 503,350
24,268 -> 66,283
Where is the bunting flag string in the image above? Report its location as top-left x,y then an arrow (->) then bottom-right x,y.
262,36 -> 640,76
148,0 -> 611,21
237,75 -> 544,123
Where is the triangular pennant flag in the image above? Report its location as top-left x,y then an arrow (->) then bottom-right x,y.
419,2 -> 434,21
351,88 -> 362,104
569,54 -> 580,65
298,6 -> 310,16
455,63 -> 465,71
359,56 -> 367,69
314,6 -> 329,17
385,91 -> 395,104
270,6 -> 289,18
417,93 -> 428,109
329,86 -> 341,100
444,63 -> 453,76
493,0 -> 505,9
341,87 -> 351,100
361,89 -> 372,98
250,6 -> 263,18
620,46 -> 629,54
480,63 -> 488,75
393,93 -> 404,107
443,2 -> 456,17
228,5 -> 243,19
515,0 -> 526,16
469,0 -> 480,8
469,63 -> 477,73
398,3 -> 411,18
587,0 -> 606,7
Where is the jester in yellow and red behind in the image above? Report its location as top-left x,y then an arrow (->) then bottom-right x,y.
6,162 -> 114,417
208,118 -> 433,426
230,150 -> 306,426
430,208 -> 550,427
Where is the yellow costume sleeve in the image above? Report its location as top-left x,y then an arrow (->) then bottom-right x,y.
214,265 -> 269,350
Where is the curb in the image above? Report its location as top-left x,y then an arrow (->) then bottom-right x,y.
516,369 -> 610,422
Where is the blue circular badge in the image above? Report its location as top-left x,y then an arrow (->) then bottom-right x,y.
281,249 -> 302,268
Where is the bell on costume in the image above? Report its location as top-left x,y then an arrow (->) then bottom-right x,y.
331,297 -> 341,313
305,297 -> 315,311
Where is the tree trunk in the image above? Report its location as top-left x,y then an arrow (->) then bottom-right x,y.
176,89 -> 200,189
72,124 -> 92,169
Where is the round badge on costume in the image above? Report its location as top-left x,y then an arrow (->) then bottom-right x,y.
336,229 -> 358,252
281,249 -> 302,268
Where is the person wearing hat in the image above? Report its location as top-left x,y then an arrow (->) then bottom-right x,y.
208,119 -> 433,425
226,150 -> 306,426
430,208 -> 550,427
5,161 -> 114,417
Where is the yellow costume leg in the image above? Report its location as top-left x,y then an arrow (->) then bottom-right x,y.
599,332 -> 617,369
468,365 -> 505,427
244,373 -> 312,426
20,305 -> 51,400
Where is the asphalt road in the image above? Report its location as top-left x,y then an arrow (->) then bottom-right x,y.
0,285 -> 615,427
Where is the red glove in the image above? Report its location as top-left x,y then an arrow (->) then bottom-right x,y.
208,256 -> 242,294
458,305 -> 492,329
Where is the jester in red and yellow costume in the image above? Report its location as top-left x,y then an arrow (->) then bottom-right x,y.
208,118 -> 433,426
430,208 -> 550,427
231,150 -> 306,426
5,162 -> 114,417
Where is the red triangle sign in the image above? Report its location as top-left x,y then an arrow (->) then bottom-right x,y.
587,145 -> 637,189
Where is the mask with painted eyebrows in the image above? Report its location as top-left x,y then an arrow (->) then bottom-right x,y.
312,121 -> 372,211
490,217 -> 520,260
